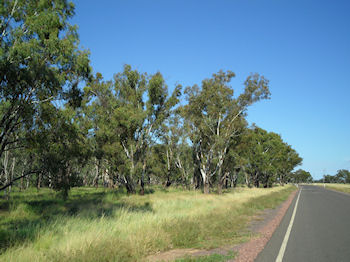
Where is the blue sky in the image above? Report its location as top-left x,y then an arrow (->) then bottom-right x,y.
72,0 -> 350,180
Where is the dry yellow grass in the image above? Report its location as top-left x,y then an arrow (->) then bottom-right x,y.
314,183 -> 350,194
0,186 -> 295,262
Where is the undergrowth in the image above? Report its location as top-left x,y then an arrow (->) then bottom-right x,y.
0,185 -> 295,261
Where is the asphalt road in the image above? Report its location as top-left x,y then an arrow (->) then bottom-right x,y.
255,185 -> 350,262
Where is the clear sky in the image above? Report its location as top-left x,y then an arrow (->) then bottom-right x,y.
72,0 -> 350,180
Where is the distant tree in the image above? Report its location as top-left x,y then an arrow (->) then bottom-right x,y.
291,169 -> 313,184
236,125 -> 301,188
324,174 -> 335,183
276,144 -> 302,186
335,169 -> 350,184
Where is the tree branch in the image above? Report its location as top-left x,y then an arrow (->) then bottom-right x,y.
0,170 -> 39,191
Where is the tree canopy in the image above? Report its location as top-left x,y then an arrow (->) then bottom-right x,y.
0,1 -> 310,198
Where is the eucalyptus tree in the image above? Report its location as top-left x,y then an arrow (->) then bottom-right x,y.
84,66 -> 181,194
159,111 -> 194,187
247,127 -> 289,188
234,125 -> 302,188
114,66 -> 181,194
238,126 -> 271,188
256,130 -> 295,188
0,0 -> 90,190
276,144 -> 302,185
30,103 -> 90,199
290,169 -> 313,183
335,169 -> 350,184
242,127 -> 269,188
183,71 -> 270,193
83,73 -> 121,189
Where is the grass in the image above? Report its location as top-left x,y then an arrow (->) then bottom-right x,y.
175,251 -> 236,262
314,183 -> 350,194
0,185 -> 296,262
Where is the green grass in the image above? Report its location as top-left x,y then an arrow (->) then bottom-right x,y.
0,185 -> 296,262
175,251 -> 236,262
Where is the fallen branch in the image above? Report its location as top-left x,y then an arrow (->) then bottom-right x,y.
0,170 -> 39,191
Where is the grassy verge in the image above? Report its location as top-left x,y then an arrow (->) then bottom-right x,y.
315,183 -> 350,194
0,185 -> 296,262
175,251 -> 236,262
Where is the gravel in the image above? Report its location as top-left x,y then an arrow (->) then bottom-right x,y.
231,189 -> 298,262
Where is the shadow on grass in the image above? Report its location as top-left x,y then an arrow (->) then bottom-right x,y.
0,187 -> 153,253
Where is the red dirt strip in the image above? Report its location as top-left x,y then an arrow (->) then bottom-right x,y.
231,189 -> 298,262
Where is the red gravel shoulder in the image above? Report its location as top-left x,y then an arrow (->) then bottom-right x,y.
231,189 -> 298,262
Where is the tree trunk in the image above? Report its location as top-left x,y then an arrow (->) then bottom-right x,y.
48,172 -> 52,189
263,173 -> 269,188
225,173 -> 229,189
8,156 -> 15,195
217,181 -> 222,194
217,171 -> 226,194
3,150 -> 9,199
62,164 -> 71,200
165,178 -> 172,187
244,172 -> 251,188
124,175 -> 136,194
62,184 -> 69,201
26,175 -> 30,189
254,172 -> 260,188
36,172 -> 41,191
203,181 -> 210,194
165,148 -> 172,187
125,182 -> 135,194
176,156 -> 188,187
216,151 -> 226,194
200,165 -> 210,194
104,169 -> 114,189
140,179 -> 145,195
139,159 -> 146,195
279,174 -> 285,186
255,180 -> 260,188
192,167 -> 201,190
93,160 -> 99,188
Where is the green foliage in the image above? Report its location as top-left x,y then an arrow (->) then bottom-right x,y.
0,0 -> 306,206
0,0 -> 90,195
183,70 -> 270,193
335,169 -> 350,183
290,169 -> 313,183
318,169 -> 350,184
238,126 -> 302,188
83,65 -> 181,193
0,3 -> 310,260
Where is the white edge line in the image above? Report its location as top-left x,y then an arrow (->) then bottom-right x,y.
275,187 -> 302,262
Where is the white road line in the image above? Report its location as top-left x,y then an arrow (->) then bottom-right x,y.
275,187 -> 302,262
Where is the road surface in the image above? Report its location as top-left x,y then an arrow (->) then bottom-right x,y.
255,185 -> 350,262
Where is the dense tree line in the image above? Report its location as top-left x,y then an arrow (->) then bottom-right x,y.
314,169 -> 350,184
289,169 -> 313,184
0,0 -> 307,198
